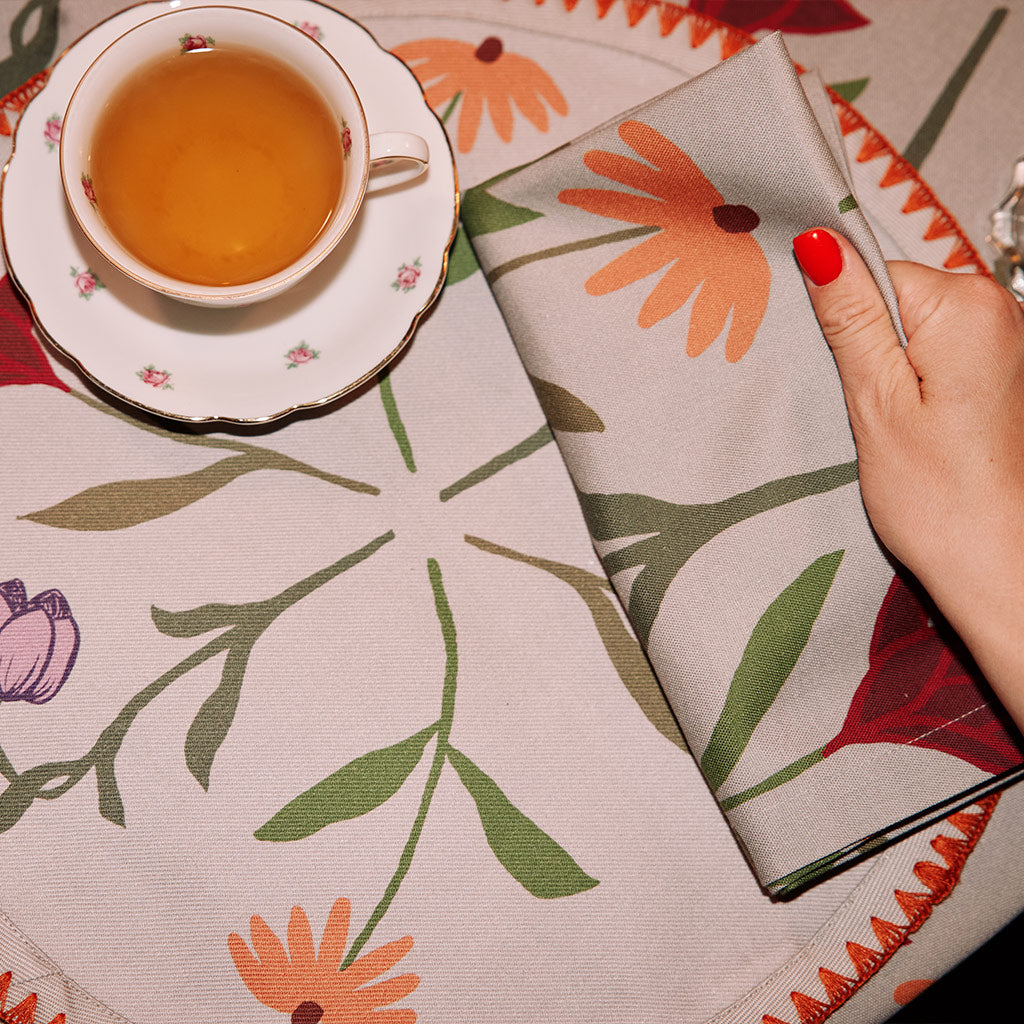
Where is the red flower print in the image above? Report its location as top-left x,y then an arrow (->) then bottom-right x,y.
229,897 -> 419,1023
285,344 -> 320,368
689,0 -> 869,34
70,266 -> 104,300
43,114 -> 61,150
392,36 -> 567,154
559,120 -> 770,362
822,576 -> 1024,774
391,258 -> 422,293
137,364 -> 173,389
296,21 -> 322,41
0,274 -> 68,391
80,173 -> 96,205
180,33 -> 213,52
341,120 -> 352,158
0,578 -> 80,704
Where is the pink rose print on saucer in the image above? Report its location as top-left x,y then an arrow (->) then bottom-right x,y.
70,266 -> 105,299
341,118 -> 352,158
285,343 -> 320,369
296,21 -> 323,41
43,113 -> 61,152
80,173 -> 96,206
180,33 -> 214,52
392,257 -> 422,293
0,578 -> 80,705
137,364 -> 173,390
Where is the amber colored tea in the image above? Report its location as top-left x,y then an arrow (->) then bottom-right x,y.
89,44 -> 344,287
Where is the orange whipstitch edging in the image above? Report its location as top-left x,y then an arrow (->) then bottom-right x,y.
759,793 -> 999,1024
0,971 -> 65,1024
523,0 -> 989,276
0,69 -> 50,136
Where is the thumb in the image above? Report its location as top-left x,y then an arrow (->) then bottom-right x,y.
792,228 -> 918,427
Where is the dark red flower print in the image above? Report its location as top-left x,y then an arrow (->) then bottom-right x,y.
0,274 -> 68,391
689,0 -> 869,34
822,576 -> 1024,774
0,579 -> 80,704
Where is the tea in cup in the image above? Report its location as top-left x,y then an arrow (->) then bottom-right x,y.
60,6 -> 429,307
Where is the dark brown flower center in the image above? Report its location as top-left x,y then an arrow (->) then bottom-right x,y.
712,204 -> 760,233
292,1001 -> 324,1024
474,36 -> 503,62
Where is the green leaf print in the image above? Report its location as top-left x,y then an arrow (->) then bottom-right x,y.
445,223 -> 480,284
579,461 -> 858,647
448,746 -> 598,898
700,550 -> 844,792
828,77 -> 869,102
185,642 -> 252,791
255,723 -> 439,841
461,165 -> 544,238
528,375 -> 605,433
20,448 -> 377,531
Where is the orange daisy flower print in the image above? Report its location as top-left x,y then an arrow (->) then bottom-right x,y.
228,897 -> 419,1023
392,37 -> 567,154
559,120 -> 771,362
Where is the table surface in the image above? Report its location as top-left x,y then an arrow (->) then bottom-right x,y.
1,3 -> 1023,1024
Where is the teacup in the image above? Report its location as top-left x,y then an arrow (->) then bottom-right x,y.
59,5 -> 429,307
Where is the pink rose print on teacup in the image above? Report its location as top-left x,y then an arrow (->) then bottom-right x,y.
80,173 -> 96,206
296,21 -> 322,41
179,33 -> 214,53
285,343 -> 320,369
391,258 -> 422,293
0,578 -> 80,705
341,119 -> 352,159
137,364 -> 173,389
43,113 -> 61,152
70,266 -> 105,299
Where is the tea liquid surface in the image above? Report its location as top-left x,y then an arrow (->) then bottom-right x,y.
89,44 -> 344,286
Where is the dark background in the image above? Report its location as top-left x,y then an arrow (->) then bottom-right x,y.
886,909 -> 1021,1021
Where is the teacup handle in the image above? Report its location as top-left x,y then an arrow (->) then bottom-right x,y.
367,132 -> 429,191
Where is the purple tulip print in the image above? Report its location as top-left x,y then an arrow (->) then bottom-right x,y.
0,579 -> 80,704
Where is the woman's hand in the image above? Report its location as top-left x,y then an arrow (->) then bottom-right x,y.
793,228 -> 1024,730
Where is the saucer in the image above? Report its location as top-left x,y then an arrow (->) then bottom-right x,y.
0,0 -> 458,424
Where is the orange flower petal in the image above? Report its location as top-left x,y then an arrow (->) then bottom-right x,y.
250,915 -> 290,969
352,972 -> 421,1008
723,258 -> 770,362
344,935 -> 415,988
561,186 -> 667,227
457,89 -> 485,153
637,257 -> 704,327
287,906 -> 317,968
511,84 -> 550,133
421,77 -> 461,109
391,38 -> 475,65
364,1010 -> 417,1024
485,85 -> 515,142
584,232 -> 677,296
619,121 -> 722,205
686,278 -> 733,357
581,149 -> 668,199
317,897 -> 352,971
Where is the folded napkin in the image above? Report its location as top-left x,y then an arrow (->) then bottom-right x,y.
463,32 -> 1024,893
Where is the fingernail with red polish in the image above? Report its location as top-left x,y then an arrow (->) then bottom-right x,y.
792,229 -> 842,286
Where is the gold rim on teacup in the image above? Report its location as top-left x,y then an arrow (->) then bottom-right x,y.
59,5 -> 429,308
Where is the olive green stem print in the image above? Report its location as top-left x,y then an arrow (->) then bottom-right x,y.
439,424 -> 553,502
20,387 -> 379,530
0,532 -> 394,832
257,558 -> 598,966
440,90 -> 461,124
378,367 -> 417,473
486,225 -> 658,285
580,460 -> 859,646
719,747 -> 826,812
464,534 -> 684,749
902,7 -> 1007,169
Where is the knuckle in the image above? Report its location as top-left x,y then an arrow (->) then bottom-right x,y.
816,291 -> 893,348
